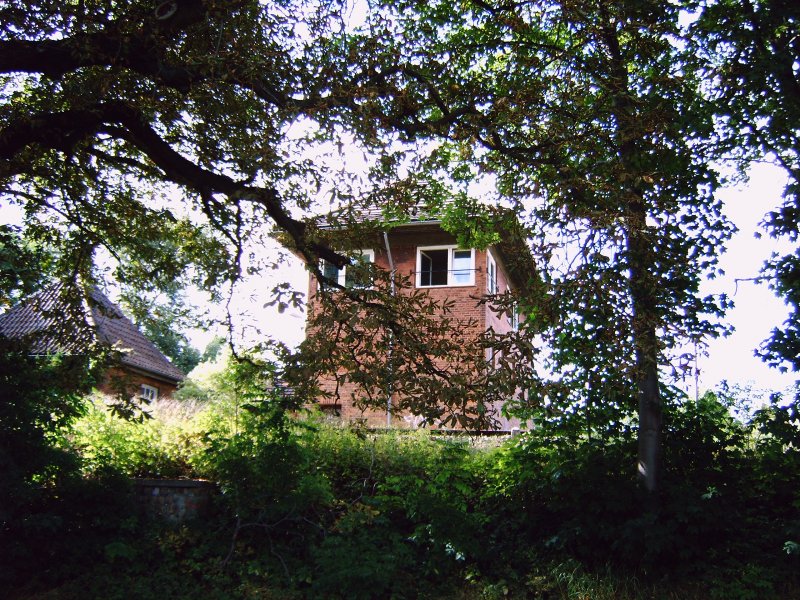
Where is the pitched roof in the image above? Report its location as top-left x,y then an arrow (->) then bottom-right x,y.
0,282 -> 184,385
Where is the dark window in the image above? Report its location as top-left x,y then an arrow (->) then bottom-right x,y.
344,252 -> 374,289
320,250 -> 374,289
419,249 -> 448,286
322,259 -> 341,285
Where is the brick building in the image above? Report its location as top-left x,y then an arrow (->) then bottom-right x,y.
304,207 -> 534,430
0,283 -> 184,400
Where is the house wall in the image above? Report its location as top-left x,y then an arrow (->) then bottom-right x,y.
307,225 -> 521,430
97,366 -> 179,400
482,248 -> 524,431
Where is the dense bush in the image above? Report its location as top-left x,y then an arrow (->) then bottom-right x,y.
69,396 -> 207,478
475,388 -> 800,597
6,378 -> 800,599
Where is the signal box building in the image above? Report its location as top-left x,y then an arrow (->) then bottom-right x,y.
304,207 -> 534,431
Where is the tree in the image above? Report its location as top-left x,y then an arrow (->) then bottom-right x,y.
693,0 -> 800,374
356,0 -> 733,493
0,224 -> 50,308
0,0 -> 736,493
201,335 -> 227,363
294,248 -> 536,429
0,0 -> 364,294
0,288 -> 110,532
0,0 -> 534,427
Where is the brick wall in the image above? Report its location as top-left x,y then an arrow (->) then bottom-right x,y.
97,366 -> 179,400
307,223 -> 521,430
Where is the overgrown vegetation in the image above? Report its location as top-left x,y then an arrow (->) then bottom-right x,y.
3,370 -> 798,599
2,0 -> 800,597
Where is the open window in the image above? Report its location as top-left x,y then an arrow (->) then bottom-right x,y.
487,250 -> 498,294
320,249 -> 374,289
416,246 -> 475,287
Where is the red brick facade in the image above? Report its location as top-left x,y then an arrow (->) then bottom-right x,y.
306,221 -> 525,431
98,366 -> 180,400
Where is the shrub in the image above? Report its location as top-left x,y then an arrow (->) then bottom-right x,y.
69,395 -> 207,478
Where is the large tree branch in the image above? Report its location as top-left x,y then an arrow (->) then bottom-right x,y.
0,0 -> 288,107
0,101 -> 345,267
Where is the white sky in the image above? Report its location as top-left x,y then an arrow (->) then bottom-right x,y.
694,162 -> 795,395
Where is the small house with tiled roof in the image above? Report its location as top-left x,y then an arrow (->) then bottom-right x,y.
0,283 -> 184,400
302,204 -> 536,431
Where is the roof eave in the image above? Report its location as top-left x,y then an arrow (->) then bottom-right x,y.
120,363 -> 184,386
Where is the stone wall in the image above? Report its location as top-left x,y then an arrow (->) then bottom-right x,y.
132,479 -> 216,524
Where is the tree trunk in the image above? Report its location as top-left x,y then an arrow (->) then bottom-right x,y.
626,209 -> 662,495
600,7 -> 664,496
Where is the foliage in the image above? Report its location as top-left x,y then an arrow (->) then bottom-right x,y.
0,0 -> 427,309
0,467 -> 137,597
304,427 -> 486,598
295,266 -> 536,430
199,401 -> 332,557
439,195 -> 502,250
6,381 -> 799,598
0,0 -> 536,436
201,335 -> 227,363
0,224 -> 50,309
356,0 -> 734,492
2,0 -> 800,595
693,0 -> 800,374
69,396 -> 205,478
478,386 -> 798,584
119,283 -> 203,374
0,338 -> 105,541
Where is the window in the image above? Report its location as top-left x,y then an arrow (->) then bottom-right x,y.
320,249 -> 374,289
140,384 -> 158,402
417,246 -> 475,287
509,303 -> 520,331
487,251 -> 498,294
507,286 -> 520,330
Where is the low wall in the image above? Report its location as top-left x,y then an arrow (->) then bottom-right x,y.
132,478 -> 216,524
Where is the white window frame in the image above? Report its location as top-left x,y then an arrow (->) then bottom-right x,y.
320,249 -> 374,288
509,303 -> 520,331
507,284 -> 520,331
416,245 -> 475,288
139,384 -> 159,402
487,250 -> 498,294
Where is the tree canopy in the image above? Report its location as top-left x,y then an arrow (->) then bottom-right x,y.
1,0 -> 371,291
353,0 -> 734,491
1,0 -> 796,496
693,0 -> 800,373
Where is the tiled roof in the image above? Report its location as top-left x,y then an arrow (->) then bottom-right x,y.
0,282 -> 184,384
88,288 -> 185,383
316,203 -> 443,229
